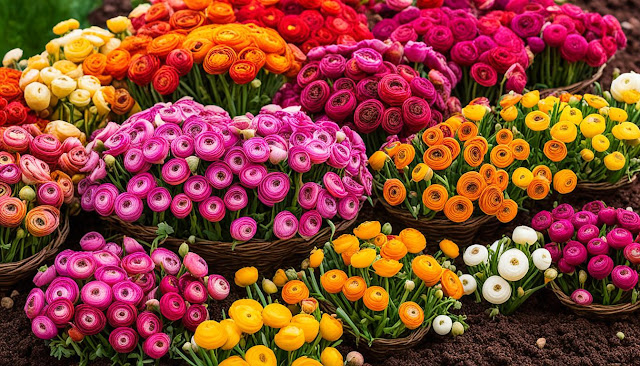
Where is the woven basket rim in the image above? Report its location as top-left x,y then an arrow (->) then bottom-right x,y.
539,62 -> 607,97
576,174 -> 637,190
550,282 -> 640,315
379,199 -> 495,227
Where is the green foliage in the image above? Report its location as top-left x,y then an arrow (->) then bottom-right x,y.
0,0 -> 102,59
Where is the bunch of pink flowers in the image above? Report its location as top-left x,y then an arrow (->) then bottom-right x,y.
25,231 -> 230,364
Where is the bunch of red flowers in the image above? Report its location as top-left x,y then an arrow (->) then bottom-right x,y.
0,68 -> 43,127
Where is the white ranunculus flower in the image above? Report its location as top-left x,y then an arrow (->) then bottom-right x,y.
57,29 -> 83,47
459,274 -> 477,296
50,75 -> 77,99
2,48 -> 23,67
463,244 -> 488,267
68,89 -> 91,108
482,276 -> 512,305
611,72 -> 640,102
432,315 -> 453,335
40,67 -> 63,86
24,82 -> 51,111
497,248 -> 529,281
512,226 -> 538,245
531,248 -> 552,271
489,239 -> 508,257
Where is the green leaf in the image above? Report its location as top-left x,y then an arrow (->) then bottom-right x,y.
156,222 -> 174,237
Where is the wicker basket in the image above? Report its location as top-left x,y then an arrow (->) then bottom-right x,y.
574,175 -> 637,196
320,300 -> 430,354
550,282 -> 640,319
379,200 -> 499,247
0,214 -> 69,289
539,62 -> 607,97
101,214 -> 358,275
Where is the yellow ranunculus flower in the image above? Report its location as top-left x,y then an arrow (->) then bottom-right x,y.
106,16 -> 131,34
612,122 -> 640,140
399,228 -> 426,254
27,55 -> 49,70
245,345 -> 277,366
274,325 -> 306,351
77,75 -> 101,97
230,305 -> 263,334
194,320 -> 228,350
229,299 -> 264,317
411,163 -> 432,183
52,20 -> 70,36
584,94 -> 609,109
24,82 -> 51,111
272,269 -> 288,287
352,221 -> 381,240
68,89 -> 91,108
521,90 -> 540,108
537,97 -> 556,114
52,60 -> 77,75
64,37 -> 95,63
368,151 -> 388,171
591,134 -> 610,152
50,75 -> 77,99
83,26 -> 114,42
100,37 -> 121,55
234,267 -> 259,287
19,68 -> 40,90
262,303 -> 292,329
44,120 -> 86,143
332,234 -> 359,254
608,107 -> 628,122
291,314 -> 320,342
580,114 -> 606,138
292,357 -> 323,366
550,121 -> 577,143
580,149 -> 595,162
219,356 -> 249,366
559,107 -> 583,125
372,258 -> 403,277
500,106 -> 518,122
309,248 -> 324,268
67,19 -> 80,30
604,152 -> 626,171
350,248 -> 377,268
512,167 -> 534,189
444,115 -> 465,132
40,67 -> 62,86
220,319 -> 242,350
622,90 -> 640,104
45,40 -> 61,57
525,111 -> 550,131
320,347 -> 344,366
461,104 -> 487,122
319,314 -> 343,341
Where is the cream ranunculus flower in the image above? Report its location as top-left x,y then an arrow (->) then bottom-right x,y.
44,120 -> 86,143
66,64 -> 84,80
50,75 -> 77,98
482,276 -> 511,305
432,315 -> 453,335
497,248 -> 529,281
19,68 -> 40,90
40,67 -> 63,86
24,82 -> 51,111
56,29 -> 83,47
463,244 -> 488,267
83,26 -> 114,43
27,55 -> 49,70
610,72 -> 640,102
52,60 -> 78,75
459,274 -> 477,296
130,3 -> 152,18
84,34 -> 106,48
100,38 -> 121,55
68,89 -> 92,108
63,37 -> 94,63
106,16 -> 131,34
77,75 -> 102,97
531,248 -> 552,271
512,226 -> 538,245
92,88 -> 111,115
2,48 -> 23,67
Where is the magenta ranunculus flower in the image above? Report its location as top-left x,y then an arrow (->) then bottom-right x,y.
531,210 -> 553,231
109,327 -> 139,354
611,265 -> 639,291
586,238 -> 609,256
561,34 -> 588,63
552,203 -> 575,220
576,224 -> 599,244
606,227 -> 633,250
624,242 -> 640,265
570,289 -> 593,306
230,217 -> 258,242
80,281 -> 113,310
183,175 -> 211,202
74,304 -> 107,336
207,274 -> 230,300
143,332 -> 170,359
107,301 -> 138,328
587,254 -> 614,280
616,208 -> 640,232
298,210 -> 323,237
470,63 -> 497,87
563,241 -> 587,266
557,258 -> 575,274
544,243 -> 562,263
548,219 -> 574,243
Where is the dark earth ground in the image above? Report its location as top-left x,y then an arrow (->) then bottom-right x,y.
2,1 -> 640,365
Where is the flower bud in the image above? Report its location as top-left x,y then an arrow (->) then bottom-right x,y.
607,284 -> 615,292
285,269 -> 298,281
489,308 -> 500,318
442,260 -> 451,269
262,279 -> 278,294
19,186 -> 36,202
517,287 -> 525,297
435,289 -> 443,299
16,228 -> 25,239
475,272 -> 485,281
404,280 -> 415,291
179,242 -> 189,257
345,351 -> 364,366
188,235 -> 196,244
300,298 -> 318,314
240,129 -> 256,140
300,259 -> 310,270
451,321 -> 464,336
2,48 -> 23,67
453,300 -> 462,310
145,299 -> 159,312
186,156 -> 200,173
190,336 -> 200,352
598,107 -> 609,116
104,154 -> 115,168
579,270 -> 587,285
335,131 -> 346,143
182,342 -> 192,352
250,79 -> 262,88
617,331 -> 625,340
381,222 -> 392,235
544,268 -> 557,282
449,264 -> 457,272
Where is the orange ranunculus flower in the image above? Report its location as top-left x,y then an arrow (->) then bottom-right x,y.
25,205 -> 60,237
212,25 -> 254,52
282,280 -> 309,305
105,49 -> 131,80
229,60 -> 258,84
463,143 -> 485,167
111,88 -> 136,116
120,35 -> 152,56
350,248 -> 377,268
145,3 -> 171,22
170,10 -> 206,32
423,145 -> 453,171
496,129 -> 513,145
264,53 -> 292,74
394,144 -> 415,170
422,184 -> 448,212
332,234 -> 359,254
51,171 -> 74,204
342,276 -> 367,301
496,198 -> 518,223
372,258 -> 403,277
203,45 -> 237,75
553,169 -> 577,194
499,93 -> 522,108
440,269 -> 463,299
308,248 -> 324,268
384,141 -> 401,157
238,47 -> 267,69
439,239 -> 459,259
543,139 -> 567,162
527,177 -> 550,200
422,126 -> 444,146
508,139 -> 530,160
320,269 -> 348,294
255,28 -> 287,54
353,221 -> 381,240
489,145 -> 514,168
479,164 -> 496,184
383,179 -> 406,206
456,171 -> 486,201
478,185 -> 503,215
494,169 -> 509,191
442,137 -> 461,160
82,53 -> 107,76
443,195 -> 473,223
399,228 -> 426,254
363,286 -> 389,311
532,165 -> 552,180
373,233 -> 387,247
398,301 -> 424,330
148,33 -> 185,58
380,239 -> 408,261
207,2 -> 236,24
341,246 -> 357,266
184,0 -> 211,10
457,121 -> 478,141
411,255 -> 442,286
321,0 -> 342,15
0,196 -> 27,227
463,136 -> 488,154
182,38 -> 214,64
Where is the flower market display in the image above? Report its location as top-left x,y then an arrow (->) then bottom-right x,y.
462,225 -> 555,316
300,221 -> 468,346
532,201 -> 639,310
25,232 -> 230,365
177,266 -> 350,366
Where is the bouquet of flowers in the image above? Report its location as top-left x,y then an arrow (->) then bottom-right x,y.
462,225 -> 556,316
25,232 -> 230,365
78,99 -> 370,243
120,18 -> 301,116
274,39 -> 460,153
0,67 -> 48,128
177,266 -> 348,366
532,201 -> 640,307
18,19 -> 138,137
300,221 -> 468,345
